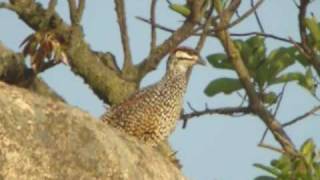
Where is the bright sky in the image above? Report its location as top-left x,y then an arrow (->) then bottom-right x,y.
1,0 -> 319,179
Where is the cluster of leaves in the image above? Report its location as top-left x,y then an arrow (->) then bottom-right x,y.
204,35 -> 317,105
20,31 -> 68,72
169,0 -> 213,18
305,16 -> 320,54
254,139 -> 320,180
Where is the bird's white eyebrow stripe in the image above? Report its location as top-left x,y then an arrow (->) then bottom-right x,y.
175,51 -> 197,60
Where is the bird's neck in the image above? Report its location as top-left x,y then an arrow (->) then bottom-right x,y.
161,69 -> 190,91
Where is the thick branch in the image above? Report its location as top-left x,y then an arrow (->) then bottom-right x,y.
213,0 -> 297,156
7,1 -> 137,105
0,43 -> 64,102
114,0 -> 133,73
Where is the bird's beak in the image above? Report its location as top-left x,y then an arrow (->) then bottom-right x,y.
197,56 -> 206,65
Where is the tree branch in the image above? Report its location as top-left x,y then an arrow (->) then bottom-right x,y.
196,2 -> 214,52
67,0 -> 85,25
251,0 -> 265,33
136,16 -> 176,33
136,0 -> 205,79
297,0 -> 320,74
0,43 -> 64,102
180,103 -> 250,129
114,0 -> 133,73
230,32 -> 297,44
46,0 -> 57,19
78,0 -> 85,22
212,0 -> 264,32
150,0 -> 158,52
136,18 -> 298,46
7,1 -> 137,105
212,0 -> 297,156
0,2 -> 15,11
283,106 -> 320,127
180,106 -> 251,121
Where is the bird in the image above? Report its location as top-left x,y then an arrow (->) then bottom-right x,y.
101,47 -> 205,146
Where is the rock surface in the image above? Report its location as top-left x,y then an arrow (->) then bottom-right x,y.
0,82 -> 185,180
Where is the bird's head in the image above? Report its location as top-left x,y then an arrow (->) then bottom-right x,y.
167,47 -> 206,73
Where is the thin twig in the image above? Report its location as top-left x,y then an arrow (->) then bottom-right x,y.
259,128 -> 269,145
283,106 -> 320,127
212,0 -> 265,32
181,105 -> 251,129
137,18 -> 298,46
180,106 -> 251,120
289,37 -> 311,59
231,32 -> 297,44
165,0 -> 172,6
258,143 -> 285,154
196,2 -> 214,52
251,0 -> 265,33
273,83 -> 288,116
136,1 -> 205,79
150,0 -> 158,52
114,0 -> 133,72
187,102 -> 199,113
259,83 -> 288,145
136,16 -> 176,33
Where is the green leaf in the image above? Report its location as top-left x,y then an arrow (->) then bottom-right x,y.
254,176 -> 276,180
268,72 -> 304,85
268,48 -> 295,77
239,36 -> 266,70
204,78 -> 242,97
254,163 -> 281,176
261,92 -> 278,105
305,17 -> 320,42
300,139 -> 316,165
270,156 -> 292,176
257,48 -> 295,87
207,53 -> 233,70
169,4 -> 190,17
299,68 -> 316,94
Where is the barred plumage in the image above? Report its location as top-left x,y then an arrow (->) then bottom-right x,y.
101,47 -> 205,146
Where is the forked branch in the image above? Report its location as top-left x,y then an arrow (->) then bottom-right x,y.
114,0 -> 133,72
67,0 -> 86,25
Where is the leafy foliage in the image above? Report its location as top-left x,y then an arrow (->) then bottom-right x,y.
20,31 -> 68,72
254,139 -> 320,180
305,17 -> 320,51
205,36 -> 317,103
